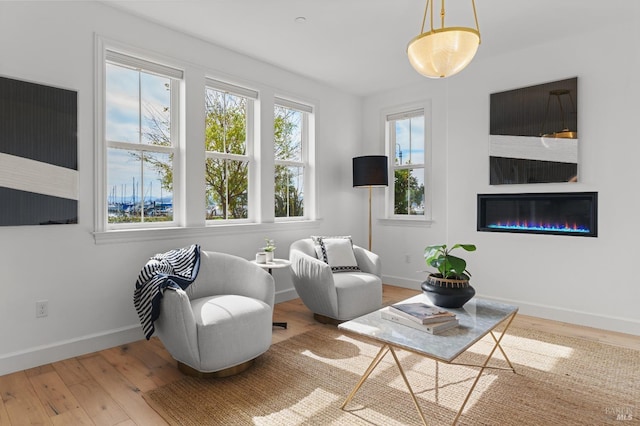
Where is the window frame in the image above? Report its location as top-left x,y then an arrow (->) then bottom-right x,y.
274,97 -> 313,222
97,46 -> 184,232
204,78 -> 258,224
384,101 -> 432,222
93,38 -> 319,244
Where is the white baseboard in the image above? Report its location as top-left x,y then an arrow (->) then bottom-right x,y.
4,280 -> 635,377
481,295 -> 640,336
382,275 -> 640,336
275,287 -> 298,304
0,325 -> 144,376
1,290 -> 301,377
382,274 -> 422,291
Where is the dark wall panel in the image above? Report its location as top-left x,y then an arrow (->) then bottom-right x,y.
0,76 -> 78,226
0,188 -> 77,226
490,156 -> 577,185
489,77 -> 578,185
0,76 -> 77,170
490,78 -> 577,137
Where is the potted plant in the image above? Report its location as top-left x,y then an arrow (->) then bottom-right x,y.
422,243 -> 477,308
263,238 -> 276,263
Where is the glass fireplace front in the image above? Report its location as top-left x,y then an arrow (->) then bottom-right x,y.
477,192 -> 597,237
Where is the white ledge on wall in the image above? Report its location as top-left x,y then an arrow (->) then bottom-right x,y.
93,219 -> 322,245
379,218 -> 434,228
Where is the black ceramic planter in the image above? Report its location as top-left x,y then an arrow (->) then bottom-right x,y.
421,274 -> 475,308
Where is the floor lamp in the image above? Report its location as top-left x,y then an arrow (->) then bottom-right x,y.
353,155 -> 388,251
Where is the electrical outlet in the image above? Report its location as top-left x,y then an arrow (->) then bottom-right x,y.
404,254 -> 411,264
36,300 -> 48,318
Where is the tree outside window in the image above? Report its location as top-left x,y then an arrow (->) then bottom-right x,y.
274,103 -> 306,218
389,111 -> 425,216
205,88 -> 250,220
100,47 -> 316,234
105,60 -> 177,225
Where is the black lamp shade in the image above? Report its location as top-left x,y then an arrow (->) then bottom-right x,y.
353,155 -> 388,187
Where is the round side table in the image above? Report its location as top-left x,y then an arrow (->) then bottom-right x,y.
250,258 -> 292,329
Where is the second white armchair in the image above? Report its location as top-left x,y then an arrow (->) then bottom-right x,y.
289,237 -> 383,324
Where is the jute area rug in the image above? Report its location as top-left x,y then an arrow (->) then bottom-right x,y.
143,324 -> 639,425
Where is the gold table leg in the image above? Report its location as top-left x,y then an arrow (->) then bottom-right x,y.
389,346 -> 428,426
341,344 -> 390,410
451,311 -> 517,425
342,311 -> 518,426
341,344 -> 428,426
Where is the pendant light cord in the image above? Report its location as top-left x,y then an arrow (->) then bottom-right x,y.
472,0 -> 481,42
419,0 -> 480,37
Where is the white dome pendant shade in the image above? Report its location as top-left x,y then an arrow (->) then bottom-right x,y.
407,0 -> 481,79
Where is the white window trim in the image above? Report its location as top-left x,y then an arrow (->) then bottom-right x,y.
95,37 -> 184,233
382,100 -> 433,223
204,79 -> 257,224
274,97 -> 314,222
93,36 -> 319,244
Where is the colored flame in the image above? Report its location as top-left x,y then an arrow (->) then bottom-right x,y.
488,220 -> 589,234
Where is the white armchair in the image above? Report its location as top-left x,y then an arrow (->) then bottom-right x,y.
289,238 -> 382,324
154,251 -> 274,377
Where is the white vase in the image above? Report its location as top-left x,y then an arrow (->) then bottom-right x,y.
265,251 -> 274,263
255,252 -> 267,264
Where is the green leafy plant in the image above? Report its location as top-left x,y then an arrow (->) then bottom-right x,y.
263,238 -> 276,252
424,243 -> 476,280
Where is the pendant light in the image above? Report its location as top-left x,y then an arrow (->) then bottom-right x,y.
407,0 -> 481,79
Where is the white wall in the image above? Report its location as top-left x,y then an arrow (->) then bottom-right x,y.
365,20 -> 640,335
362,82 -> 450,286
2,2 -> 638,377
0,2 -> 364,375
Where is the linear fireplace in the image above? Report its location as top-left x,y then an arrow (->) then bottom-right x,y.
477,192 -> 597,237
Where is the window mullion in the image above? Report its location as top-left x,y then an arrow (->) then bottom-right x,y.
207,151 -> 247,162
392,163 -> 424,171
275,159 -> 303,167
107,141 -> 174,154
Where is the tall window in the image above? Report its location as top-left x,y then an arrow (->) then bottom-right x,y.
205,80 -> 256,221
274,98 -> 311,219
387,109 -> 426,217
105,51 -> 181,227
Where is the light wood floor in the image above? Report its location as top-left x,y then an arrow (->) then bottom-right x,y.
1,285 -> 638,425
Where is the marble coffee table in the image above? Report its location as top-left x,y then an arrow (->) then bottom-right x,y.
339,293 -> 518,425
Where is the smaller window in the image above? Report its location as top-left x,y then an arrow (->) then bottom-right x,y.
274,98 -> 312,219
387,109 -> 426,217
204,79 -> 257,221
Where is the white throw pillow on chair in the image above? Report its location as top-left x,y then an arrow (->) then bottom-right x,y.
311,236 -> 360,272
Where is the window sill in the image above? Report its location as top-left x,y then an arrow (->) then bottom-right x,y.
379,217 -> 434,228
93,219 -> 322,245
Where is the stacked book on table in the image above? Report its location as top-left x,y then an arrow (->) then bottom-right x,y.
381,302 -> 459,334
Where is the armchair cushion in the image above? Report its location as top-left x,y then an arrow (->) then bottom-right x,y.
311,235 -> 360,272
191,294 -> 273,372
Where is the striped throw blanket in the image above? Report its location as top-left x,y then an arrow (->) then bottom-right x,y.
133,244 -> 201,340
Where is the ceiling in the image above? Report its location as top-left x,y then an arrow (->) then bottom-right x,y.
104,0 -> 637,97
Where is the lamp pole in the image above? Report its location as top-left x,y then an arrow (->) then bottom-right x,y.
368,186 -> 372,251
352,155 -> 388,253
